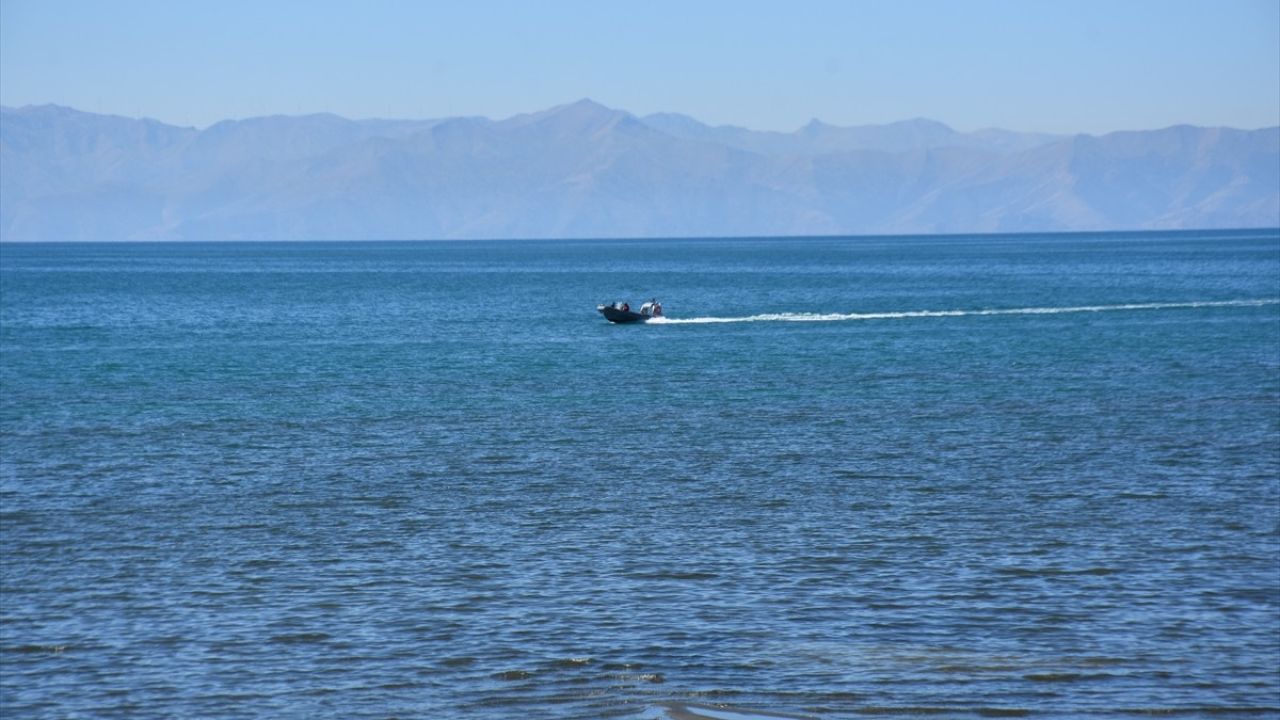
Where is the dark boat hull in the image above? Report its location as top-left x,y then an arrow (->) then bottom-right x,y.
597,305 -> 650,323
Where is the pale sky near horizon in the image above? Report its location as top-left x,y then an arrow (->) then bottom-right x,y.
2,0 -> 1277,134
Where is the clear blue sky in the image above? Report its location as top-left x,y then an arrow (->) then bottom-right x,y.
2,0 -> 1277,133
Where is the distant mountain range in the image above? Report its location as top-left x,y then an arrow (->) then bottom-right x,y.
2,99 -> 1276,240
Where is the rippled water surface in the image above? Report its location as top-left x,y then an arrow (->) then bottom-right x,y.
2,230 -> 1278,718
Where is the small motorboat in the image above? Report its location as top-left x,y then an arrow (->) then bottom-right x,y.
598,300 -> 664,323
597,304 -> 650,323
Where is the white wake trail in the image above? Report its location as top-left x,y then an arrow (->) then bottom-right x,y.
650,299 -> 1279,325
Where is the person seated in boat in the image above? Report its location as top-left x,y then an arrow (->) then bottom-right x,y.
652,301 -> 663,317
621,302 -> 630,312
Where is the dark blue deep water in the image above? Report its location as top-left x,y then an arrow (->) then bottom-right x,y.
2,230 -> 1279,719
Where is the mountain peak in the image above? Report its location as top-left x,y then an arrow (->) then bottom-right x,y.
800,118 -> 832,133
546,98 -> 625,121
566,97 -> 610,111
891,117 -> 955,132
7,103 -> 97,119
503,97 -> 635,135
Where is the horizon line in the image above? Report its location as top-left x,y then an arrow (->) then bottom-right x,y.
3,227 -> 1277,246
4,99 -> 1278,137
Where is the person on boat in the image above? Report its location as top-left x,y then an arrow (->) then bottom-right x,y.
653,301 -> 663,317
621,302 -> 630,312
639,300 -> 654,316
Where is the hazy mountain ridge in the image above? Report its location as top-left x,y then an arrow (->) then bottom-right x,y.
2,100 -> 1276,240
639,113 -> 1067,156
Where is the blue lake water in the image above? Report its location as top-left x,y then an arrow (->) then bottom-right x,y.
1,230 -> 1278,718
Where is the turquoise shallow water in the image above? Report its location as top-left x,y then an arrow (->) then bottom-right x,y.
1,230 -> 1278,718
